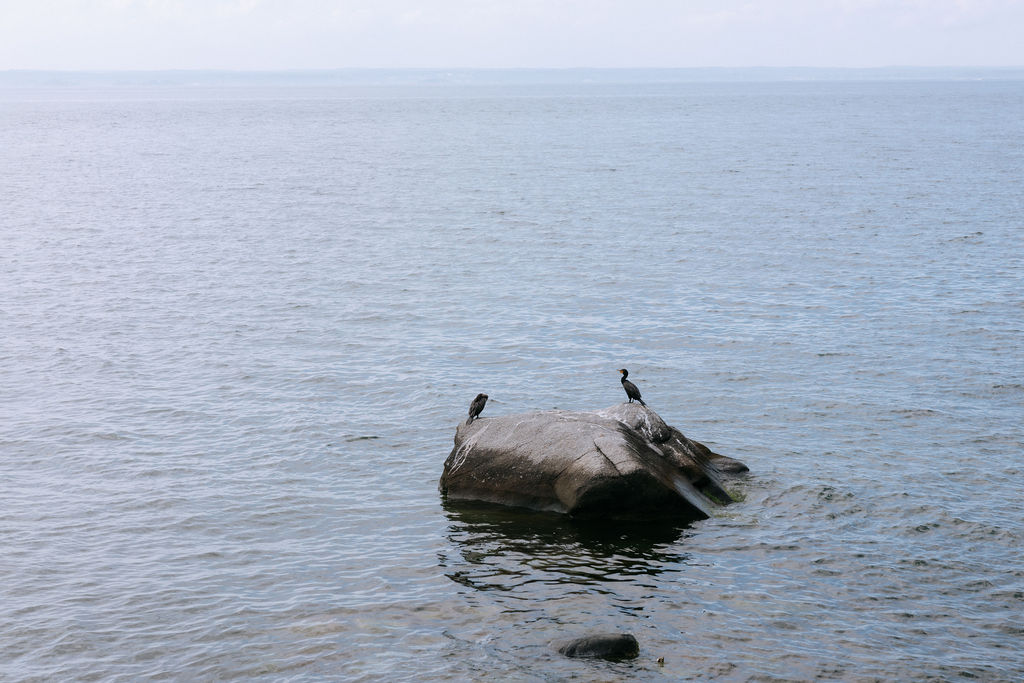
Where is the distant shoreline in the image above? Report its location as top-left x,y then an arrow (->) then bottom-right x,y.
2,66 -> 1024,87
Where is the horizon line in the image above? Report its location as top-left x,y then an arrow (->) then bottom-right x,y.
4,65 -> 1022,87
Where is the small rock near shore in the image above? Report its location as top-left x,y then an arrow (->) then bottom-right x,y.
555,633 -> 640,660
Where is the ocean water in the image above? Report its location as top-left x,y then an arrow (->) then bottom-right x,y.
2,75 -> 1023,681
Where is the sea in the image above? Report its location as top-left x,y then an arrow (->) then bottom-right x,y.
2,70 -> 1022,681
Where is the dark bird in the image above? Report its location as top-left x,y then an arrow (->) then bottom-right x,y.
618,369 -> 646,406
467,393 -> 488,423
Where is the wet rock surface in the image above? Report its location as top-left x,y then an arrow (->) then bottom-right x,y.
555,633 -> 640,660
439,403 -> 747,519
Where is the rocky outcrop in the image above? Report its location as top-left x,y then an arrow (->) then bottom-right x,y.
439,403 -> 747,520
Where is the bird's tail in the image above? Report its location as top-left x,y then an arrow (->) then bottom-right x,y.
638,398 -> 646,407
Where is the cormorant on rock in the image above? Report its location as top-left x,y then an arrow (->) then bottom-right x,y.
467,393 -> 488,423
618,369 -> 645,406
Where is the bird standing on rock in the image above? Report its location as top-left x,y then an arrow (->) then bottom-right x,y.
467,393 -> 488,423
618,369 -> 646,406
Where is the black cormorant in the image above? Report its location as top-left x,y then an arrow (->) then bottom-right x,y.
618,369 -> 646,406
467,393 -> 488,423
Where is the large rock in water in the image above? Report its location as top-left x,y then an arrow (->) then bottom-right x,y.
439,403 -> 747,519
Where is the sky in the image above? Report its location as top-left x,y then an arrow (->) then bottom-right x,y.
1,0 -> 1023,71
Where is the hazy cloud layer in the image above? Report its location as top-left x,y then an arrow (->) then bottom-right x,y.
2,0 -> 1022,69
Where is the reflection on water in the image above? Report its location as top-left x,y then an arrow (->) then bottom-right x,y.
440,501 -> 694,595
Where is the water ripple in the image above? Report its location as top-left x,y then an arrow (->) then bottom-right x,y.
3,79 -> 1023,681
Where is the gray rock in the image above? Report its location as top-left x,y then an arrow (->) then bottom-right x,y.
555,633 -> 639,660
439,403 -> 747,519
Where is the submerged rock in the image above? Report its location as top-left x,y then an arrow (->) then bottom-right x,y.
555,633 -> 640,660
439,403 -> 747,519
